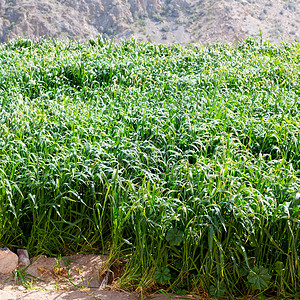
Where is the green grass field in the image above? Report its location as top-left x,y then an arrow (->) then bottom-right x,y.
0,37 -> 300,297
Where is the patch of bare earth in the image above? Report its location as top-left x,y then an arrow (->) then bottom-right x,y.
0,254 -> 198,300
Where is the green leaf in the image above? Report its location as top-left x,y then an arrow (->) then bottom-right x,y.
274,261 -> 284,276
166,228 -> 184,246
173,287 -> 187,296
154,267 -> 171,284
239,264 -> 249,277
247,266 -> 271,291
209,280 -> 226,298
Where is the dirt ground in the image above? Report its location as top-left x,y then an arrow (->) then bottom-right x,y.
0,254 -> 198,300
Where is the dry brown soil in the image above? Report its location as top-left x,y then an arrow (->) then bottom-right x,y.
0,254 -> 198,300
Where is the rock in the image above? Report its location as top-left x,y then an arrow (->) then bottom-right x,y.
0,248 -> 18,274
99,269 -> 114,289
17,249 -> 30,269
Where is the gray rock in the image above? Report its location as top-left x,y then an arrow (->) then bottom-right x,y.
0,248 -> 18,274
17,249 -> 30,269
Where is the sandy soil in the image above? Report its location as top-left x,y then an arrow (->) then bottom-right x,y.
0,290 -> 137,300
0,254 -> 197,300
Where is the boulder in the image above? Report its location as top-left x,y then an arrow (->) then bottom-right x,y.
0,248 -> 18,274
17,249 -> 30,269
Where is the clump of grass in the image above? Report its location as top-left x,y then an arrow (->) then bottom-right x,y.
0,37 -> 300,297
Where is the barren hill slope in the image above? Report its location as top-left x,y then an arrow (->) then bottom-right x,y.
0,0 -> 299,44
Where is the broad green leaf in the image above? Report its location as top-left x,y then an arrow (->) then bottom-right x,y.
247,266 -> 271,291
154,267 -> 171,284
166,228 -> 184,246
209,280 -> 226,298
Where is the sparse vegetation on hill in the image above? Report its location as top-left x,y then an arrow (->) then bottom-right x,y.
0,0 -> 299,44
0,37 -> 300,298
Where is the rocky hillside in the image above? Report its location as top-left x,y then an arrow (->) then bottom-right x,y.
0,0 -> 299,44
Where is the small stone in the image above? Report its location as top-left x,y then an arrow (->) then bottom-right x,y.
17,249 -> 30,269
0,248 -> 18,274
99,269 -> 114,289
